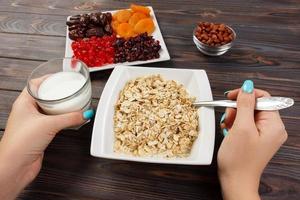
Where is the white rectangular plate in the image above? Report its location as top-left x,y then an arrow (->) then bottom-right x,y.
91,65 -> 215,165
65,7 -> 170,72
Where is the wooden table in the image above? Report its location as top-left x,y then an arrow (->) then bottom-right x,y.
0,0 -> 299,199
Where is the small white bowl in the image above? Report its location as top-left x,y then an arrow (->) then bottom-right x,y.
91,65 -> 215,165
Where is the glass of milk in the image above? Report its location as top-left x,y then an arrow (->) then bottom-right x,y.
27,58 -> 92,115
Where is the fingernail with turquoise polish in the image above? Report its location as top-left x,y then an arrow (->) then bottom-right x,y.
222,128 -> 229,137
242,80 -> 254,93
83,109 -> 95,120
220,113 -> 226,124
224,91 -> 230,97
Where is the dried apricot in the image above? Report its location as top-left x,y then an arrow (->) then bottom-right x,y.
112,13 -> 118,20
112,20 -> 120,31
117,23 -> 135,38
134,18 -> 155,35
130,4 -> 150,16
128,12 -> 147,27
116,9 -> 132,23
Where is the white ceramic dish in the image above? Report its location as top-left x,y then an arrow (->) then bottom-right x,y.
65,7 -> 170,72
91,65 -> 215,165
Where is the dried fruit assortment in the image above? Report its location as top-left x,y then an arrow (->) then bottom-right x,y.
66,4 -> 161,68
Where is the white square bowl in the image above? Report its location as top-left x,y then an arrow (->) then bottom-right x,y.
91,65 -> 215,165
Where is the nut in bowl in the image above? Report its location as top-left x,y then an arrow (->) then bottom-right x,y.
193,22 -> 236,56
91,65 -> 215,165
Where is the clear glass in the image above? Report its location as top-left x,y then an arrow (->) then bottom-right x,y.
27,58 -> 92,115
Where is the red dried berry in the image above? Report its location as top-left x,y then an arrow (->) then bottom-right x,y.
71,35 -> 116,67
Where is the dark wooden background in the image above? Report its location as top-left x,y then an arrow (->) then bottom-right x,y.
0,0 -> 299,199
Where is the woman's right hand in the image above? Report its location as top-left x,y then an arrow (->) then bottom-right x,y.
0,88 -> 94,200
217,80 -> 288,200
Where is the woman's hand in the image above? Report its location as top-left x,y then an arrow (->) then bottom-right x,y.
0,88 -> 94,200
217,80 -> 288,200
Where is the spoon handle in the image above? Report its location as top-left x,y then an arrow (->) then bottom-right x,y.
193,97 -> 294,111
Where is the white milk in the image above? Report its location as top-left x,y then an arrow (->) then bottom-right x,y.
37,71 -> 92,115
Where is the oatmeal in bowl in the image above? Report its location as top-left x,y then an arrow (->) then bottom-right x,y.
114,75 -> 198,157
91,66 -> 215,165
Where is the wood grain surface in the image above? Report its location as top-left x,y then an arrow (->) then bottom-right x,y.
0,0 -> 299,199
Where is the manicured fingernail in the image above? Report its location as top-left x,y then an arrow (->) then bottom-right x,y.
83,109 -> 94,120
222,128 -> 229,137
220,113 -> 226,124
224,91 -> 230,97
242,80 -> 254,93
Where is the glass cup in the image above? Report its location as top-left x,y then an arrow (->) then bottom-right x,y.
27,58 -> 92,115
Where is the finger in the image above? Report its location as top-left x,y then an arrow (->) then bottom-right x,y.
27,75 -> 51,99
225,88 -> 240,100
16,76 -> 51,108
254,89 -> 271,98
220,123 -> 226,129
219,121 -> 228,136
19,88 -> 36,103
219,127 -> 229,137
224,108 -> 236,129
233,80 -> 256,126
30,75 -> 51,86
47,109 -> 94,132
226,88 -> 271,100
13,88 -> 39,110
220,108 -> 236,128
220,108 -> 236,136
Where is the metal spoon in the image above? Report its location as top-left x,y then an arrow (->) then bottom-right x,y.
193,97 -> 294,111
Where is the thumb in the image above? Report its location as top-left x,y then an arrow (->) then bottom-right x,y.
234,80 -> 256,126
47,109 -> 95,131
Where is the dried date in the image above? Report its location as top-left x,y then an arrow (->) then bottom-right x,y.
67,12 -> 113,40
